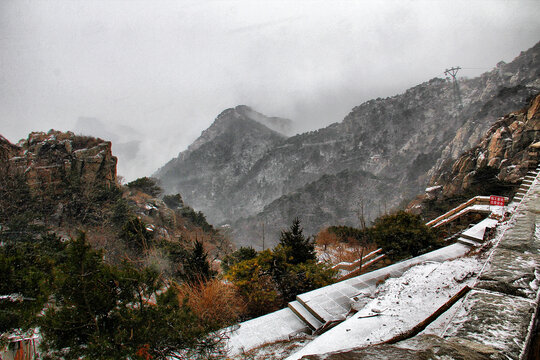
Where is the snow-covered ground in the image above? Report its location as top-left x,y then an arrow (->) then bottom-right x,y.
286,257 -> 482,359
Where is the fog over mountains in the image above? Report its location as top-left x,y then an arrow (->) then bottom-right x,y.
2,1 -> 540,181
156,41 -> 540,248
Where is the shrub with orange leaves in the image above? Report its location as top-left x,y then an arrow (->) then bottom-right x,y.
177,278 -> 246,329
316,228 -> 339,251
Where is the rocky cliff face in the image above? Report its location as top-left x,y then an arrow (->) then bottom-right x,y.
156,41 -> 540,248
232,169 -> 393,248
426,93 -> 540,200
5,130 -> 117,194
0,135 -> 21,164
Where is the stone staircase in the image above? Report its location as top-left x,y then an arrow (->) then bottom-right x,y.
454,217 -> 499,247
510,165 -> 540,205
286,242 -> 476,334
288,301 -> 324,331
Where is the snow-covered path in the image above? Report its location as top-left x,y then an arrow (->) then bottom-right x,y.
286,258 -> 481,359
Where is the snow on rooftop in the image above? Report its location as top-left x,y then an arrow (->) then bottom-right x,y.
286,257 -> 482,360
226,308 -> 309,356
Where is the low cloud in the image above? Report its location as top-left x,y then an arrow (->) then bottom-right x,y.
1,1 -> 539,180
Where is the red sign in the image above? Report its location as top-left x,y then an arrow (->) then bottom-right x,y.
490,195 -> 505,206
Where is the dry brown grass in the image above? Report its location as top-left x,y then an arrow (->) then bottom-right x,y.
316,228 -> 378,265
177,279 -> 247,327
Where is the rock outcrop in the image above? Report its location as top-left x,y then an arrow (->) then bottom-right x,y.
0,130 -> 231,266
156,41 -> 540,248
428,93 -> 540,199
0,135 -> 21,164
5,130 -> 118,194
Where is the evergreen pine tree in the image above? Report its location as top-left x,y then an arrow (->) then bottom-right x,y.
278,218 -> 316,265
183,239 -> 215,283
39,233 -> 221,359
0,231 -> 64,335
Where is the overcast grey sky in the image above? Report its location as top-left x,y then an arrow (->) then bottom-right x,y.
1,0 -> 539,181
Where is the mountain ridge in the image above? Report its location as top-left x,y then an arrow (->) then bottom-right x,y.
155,105 -> 289,222
156,40 -> 540,248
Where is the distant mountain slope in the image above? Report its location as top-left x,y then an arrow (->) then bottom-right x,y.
155,106 -> 288,222
232,169 -> 392,248
156,41 -> 540,248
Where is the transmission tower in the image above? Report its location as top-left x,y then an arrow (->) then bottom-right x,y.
444,66 -> 462,109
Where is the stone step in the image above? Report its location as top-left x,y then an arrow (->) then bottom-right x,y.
523,179 -> 534,183
457,237 -> 480,247
296,296 -> 327,324
460,232 -> 483,242
288,300 -> 323,331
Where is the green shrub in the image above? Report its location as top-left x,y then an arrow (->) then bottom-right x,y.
163,193 -> 184,209
370,211 -> 439,260
126,177 -> 163,197
120,217 -> 153,252
222,247 -> 258,273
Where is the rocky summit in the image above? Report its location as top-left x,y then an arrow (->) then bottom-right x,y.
1,130 -> 117,194
156,41 -> 540,248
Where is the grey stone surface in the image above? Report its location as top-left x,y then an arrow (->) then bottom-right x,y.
443,290 -> 536,359
477,248 -> 540,299
297,243 -> 471,323
300,334 -> 497,360
499,213 -> 540,254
